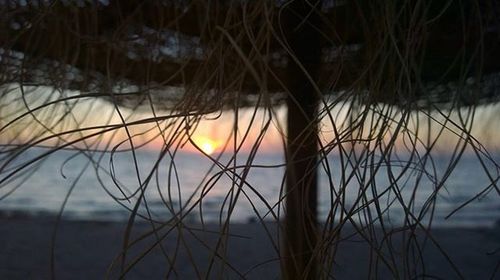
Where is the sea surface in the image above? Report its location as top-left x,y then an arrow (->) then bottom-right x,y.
0,147 -> 499,228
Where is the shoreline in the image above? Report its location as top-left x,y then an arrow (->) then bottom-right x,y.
0,215 -> 499,279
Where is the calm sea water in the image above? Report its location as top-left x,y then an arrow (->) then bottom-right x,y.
0,148 -> 499,227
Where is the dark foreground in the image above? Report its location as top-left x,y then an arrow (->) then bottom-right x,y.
0,216 -> 498,279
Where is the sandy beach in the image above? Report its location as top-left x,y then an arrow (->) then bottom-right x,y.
0,214 -> 498,280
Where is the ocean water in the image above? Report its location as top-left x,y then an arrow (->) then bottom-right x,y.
0,148 -> 499,228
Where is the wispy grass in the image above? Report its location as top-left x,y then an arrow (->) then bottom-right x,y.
0,0 -> 499,278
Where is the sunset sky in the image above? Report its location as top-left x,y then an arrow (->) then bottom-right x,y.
1,85 -> 500,155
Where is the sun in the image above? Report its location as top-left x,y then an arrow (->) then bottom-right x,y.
193,136 -> 218,155
200,141 -> 215,155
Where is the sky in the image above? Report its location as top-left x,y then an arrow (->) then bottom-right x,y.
1,85 -> 499,156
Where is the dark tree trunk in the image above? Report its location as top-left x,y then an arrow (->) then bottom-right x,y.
283,1 -> 322,279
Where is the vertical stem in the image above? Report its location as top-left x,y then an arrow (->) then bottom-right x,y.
283,1 -> 321,279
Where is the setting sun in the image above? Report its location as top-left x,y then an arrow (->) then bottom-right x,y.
193,136 -> 219,155
200,141 -> 215,155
